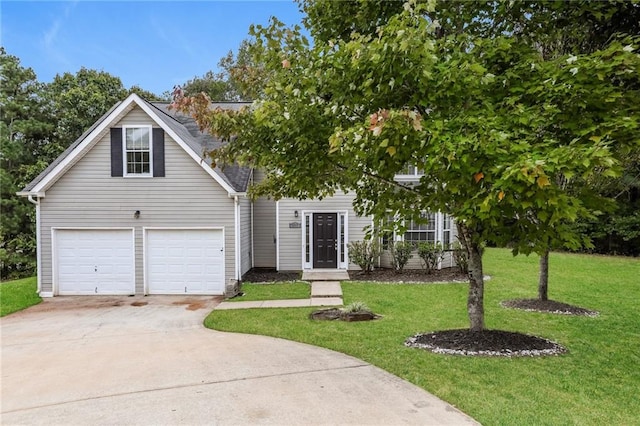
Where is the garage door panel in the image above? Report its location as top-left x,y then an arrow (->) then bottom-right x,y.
56,229 -> 135,295
147,229 -> 224,295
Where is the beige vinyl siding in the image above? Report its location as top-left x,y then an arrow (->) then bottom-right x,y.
39,106 -> 236,294
240,197 -> 252,276
277,191 -> 371,271
251,170 -> 276,268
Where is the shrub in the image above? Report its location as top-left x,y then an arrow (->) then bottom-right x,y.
348,240 -> 381,273
417,242 -> 445,274
343,301 -> 371,313
451,241 -> 469,274
389,241 -> 414,273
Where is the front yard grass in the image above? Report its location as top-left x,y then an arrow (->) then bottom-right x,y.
227,281 -> 309,302
205,248 -> 640,425
0,276 -> 41,317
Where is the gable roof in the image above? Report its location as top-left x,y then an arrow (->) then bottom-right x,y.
19,94 -> 251,196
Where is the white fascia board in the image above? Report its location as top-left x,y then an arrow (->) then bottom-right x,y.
29,99 -> 131,194
30,93 -> 240,196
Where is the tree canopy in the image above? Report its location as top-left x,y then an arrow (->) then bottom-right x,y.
181,40 -> 258,101
173,0 -> 640,331
1,48 -> 52,278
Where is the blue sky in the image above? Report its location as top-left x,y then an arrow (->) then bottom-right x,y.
2,1 -> 305,95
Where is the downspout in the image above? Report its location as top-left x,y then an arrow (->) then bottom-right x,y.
275,200 -> 280,271
250,197 -> 255,269
27,195 -> 43,295
234,195 -> 241,281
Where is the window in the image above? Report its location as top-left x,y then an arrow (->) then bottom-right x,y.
404,212 -> 436,243
380,215 -> 395,249
442,214 -> 453,249
124,126 -> 152,176
400,164 -> 423,176
305,215 -> 310,263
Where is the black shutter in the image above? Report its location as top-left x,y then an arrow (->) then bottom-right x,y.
153,128 -> 165,177
110,128 -> 123,177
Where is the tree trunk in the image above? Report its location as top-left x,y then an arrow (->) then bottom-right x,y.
538,250 -> 549,301
457,223 -> 485,332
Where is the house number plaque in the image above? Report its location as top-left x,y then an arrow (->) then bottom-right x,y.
289,222 -> 301,228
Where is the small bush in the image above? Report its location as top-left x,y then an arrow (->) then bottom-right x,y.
343,301 -> 371,313
417,242 -> 445,274
451,241 -> 469,274
348,240 -> 381,273
389,241 -> 414,273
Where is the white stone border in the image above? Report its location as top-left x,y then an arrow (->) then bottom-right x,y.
405,332 -> 567,357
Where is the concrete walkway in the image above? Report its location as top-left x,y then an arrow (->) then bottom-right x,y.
217,272 -> 347,310
1,296 -> 479,425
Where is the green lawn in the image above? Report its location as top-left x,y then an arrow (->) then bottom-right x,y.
228,281 -> 310,302
0,276 -> 41,317
205,248 -> 640,425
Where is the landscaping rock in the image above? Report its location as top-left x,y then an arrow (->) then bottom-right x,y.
501,299 -> 599,317
405,329 -> 567,357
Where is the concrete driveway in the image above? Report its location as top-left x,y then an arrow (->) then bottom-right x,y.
1,296 -> 478,425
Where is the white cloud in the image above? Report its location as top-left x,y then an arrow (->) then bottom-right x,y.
41,1 -> 78,66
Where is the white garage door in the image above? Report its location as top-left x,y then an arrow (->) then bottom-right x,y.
146,229 -> 224,295
55,229 -> 135,295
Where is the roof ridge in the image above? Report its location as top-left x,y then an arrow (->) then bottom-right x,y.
147,101 -> 185,126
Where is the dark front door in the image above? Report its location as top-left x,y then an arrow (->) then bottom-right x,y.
313,213 -> 338,268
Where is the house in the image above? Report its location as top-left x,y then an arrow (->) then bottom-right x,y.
18,93 -> 457,297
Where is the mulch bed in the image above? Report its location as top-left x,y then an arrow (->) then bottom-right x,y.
349,267 -> 467,283
242,269 -> 301,283
405,329 -> 567,357
242,267 -> 467,283
501,299 -> 599,317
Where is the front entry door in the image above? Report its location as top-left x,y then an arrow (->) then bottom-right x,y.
313,213 -> 338,268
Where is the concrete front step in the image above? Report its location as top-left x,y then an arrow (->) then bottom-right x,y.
311,281 -> 343,298
302,270 -> 350,281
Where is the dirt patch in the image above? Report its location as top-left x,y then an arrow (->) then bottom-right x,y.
131,301 -> 148,307
406,329 -> 567,357
19,296 -> 132,313
501,299 -> 599,317
171,298 -> 217,311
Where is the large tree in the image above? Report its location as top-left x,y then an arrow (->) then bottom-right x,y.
174,1 -> 639,331
0,48 -> 52,279
42,68 -> 128,159
301,0 -> 640,302
181,40 -> 258,101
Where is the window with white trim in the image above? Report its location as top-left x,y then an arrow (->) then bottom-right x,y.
404,212 -> 436,243
442,214 -> 453,248
124,126 -> 152,176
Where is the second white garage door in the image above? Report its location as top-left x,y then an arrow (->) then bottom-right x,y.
146,229 -> 225,295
